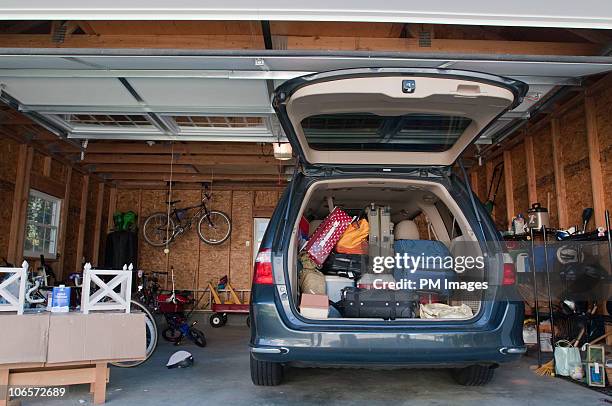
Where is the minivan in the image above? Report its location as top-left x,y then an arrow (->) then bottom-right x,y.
250,68 -> 527,386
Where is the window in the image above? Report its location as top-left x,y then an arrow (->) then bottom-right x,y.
24,190 -> 61,259
301,113 -> 472,152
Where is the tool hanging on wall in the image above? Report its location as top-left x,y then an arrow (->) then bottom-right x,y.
483,162 -> 503,214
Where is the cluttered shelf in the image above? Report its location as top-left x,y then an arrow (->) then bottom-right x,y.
503,204 -> 612,390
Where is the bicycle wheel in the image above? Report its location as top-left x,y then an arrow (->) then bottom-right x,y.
189,328 -> 207,347
162,327 -> 182,342
111,300 -> 158,368
143,212 -> 175,247
197,211 -> 231,245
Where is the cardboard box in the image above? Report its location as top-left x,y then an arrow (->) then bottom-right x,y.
300,294 -> 329,319
46,312 -> 146,363
0,312 -> 49,364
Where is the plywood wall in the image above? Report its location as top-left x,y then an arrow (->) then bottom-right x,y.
114,187 -> 282,299
593,85 -> 612,210
471,80 -> 612,231
0,135 -> 108,277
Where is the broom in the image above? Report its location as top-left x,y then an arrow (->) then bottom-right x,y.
534,305 -> 597,376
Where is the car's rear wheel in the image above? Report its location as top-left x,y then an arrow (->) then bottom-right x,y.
250,353 -> 283,386
452,365 -> 495,386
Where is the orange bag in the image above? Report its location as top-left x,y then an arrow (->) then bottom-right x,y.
336,219 -> 369,255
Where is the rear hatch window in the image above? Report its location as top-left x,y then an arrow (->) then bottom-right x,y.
302,113 -> 473,152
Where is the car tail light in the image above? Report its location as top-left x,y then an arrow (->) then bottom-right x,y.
253,248 -> 273,285
502,254 -> 516,285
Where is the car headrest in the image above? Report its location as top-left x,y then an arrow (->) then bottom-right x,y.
394,220 -> 420,240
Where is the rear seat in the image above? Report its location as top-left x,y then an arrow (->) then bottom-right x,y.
392,220 -> 457,296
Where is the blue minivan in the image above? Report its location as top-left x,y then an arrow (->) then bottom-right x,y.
250,68 -> 527,386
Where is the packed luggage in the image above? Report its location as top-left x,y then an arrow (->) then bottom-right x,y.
296,199 -> 468,321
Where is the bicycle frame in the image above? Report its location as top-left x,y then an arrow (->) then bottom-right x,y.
168,200 -> 213,240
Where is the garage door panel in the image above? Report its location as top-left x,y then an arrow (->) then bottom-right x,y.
0,77 -> 141,107
127,78 -> 271,111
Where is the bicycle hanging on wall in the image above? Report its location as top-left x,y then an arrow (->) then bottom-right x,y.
142,186 -> 231,247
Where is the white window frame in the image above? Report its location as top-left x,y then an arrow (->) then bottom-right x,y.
23,189 -> 62,259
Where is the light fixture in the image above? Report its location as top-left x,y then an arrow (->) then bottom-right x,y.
273,143 -> 292,160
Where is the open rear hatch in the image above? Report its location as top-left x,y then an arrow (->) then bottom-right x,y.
272,69 -> 526,324
273,68 -> 527,168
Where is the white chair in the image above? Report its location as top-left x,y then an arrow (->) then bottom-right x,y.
0,261 -> 28,315
81,263 -> 133,314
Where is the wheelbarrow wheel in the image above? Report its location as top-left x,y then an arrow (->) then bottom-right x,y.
210,312 -> 226,328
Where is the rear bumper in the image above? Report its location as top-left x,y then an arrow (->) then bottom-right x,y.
250,290 -> 525,367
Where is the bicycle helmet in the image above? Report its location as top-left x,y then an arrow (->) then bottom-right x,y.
166,350 -> 193,369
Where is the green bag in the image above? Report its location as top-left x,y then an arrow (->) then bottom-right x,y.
121,211 -> 137,231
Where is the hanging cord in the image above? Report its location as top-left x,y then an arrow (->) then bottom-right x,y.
165,143 -> 175,253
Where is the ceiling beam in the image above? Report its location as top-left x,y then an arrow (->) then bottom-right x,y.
0,34 -> 264,49
81,153 -> 288,166
566,28 -> 611,44
84,163 -> 197,173
102,172 -> 284,182
283,36 -> 601,55
76,21 -> 97,35
115,180 -> 287,190
3,21 -> 46,34
0,33 -> 601,55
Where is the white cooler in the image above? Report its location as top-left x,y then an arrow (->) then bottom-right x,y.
325,275 -> 355,302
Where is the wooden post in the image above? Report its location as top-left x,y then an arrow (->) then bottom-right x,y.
93,363 -> 107,404
106,186 -> 117,233
7,145 -> 29,264
524,135 -> 538,206
0,368 -> 8,406
92,182 -> 105,266
584,95 -> 606,228
503,150 -> 514,229
470,171 -> 479,199
8,145 -> 33,264
550,118 -> 569,228
75,175 -> 90,272
56,166 -> 72,280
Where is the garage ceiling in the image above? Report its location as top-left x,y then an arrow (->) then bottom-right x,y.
1,51 -> 612,145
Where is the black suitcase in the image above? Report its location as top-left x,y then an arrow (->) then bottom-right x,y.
321,252 -> 365,279
335,287 -> 418,320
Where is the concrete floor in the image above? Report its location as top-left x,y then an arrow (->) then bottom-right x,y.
22,315 -> 611,406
